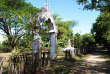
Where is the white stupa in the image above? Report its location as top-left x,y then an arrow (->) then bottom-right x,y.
62,39 -> 75,51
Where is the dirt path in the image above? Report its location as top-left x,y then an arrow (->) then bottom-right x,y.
0,52 -> 12,58
69,49 -> 110,74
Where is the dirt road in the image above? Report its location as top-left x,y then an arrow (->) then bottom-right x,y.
69,49 -> 110,74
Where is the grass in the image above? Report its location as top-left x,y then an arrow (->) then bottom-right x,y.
0,51 -> 89,73
37,54 -> 89,73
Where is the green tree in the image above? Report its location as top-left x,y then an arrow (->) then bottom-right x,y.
55,15 -> 76,47
91,12 -> 110,49
74,33 -> 82,47
82,33 -> 95,45
76,0 -> 110,12
0,0 -> 40,49
0,39 -> 11,52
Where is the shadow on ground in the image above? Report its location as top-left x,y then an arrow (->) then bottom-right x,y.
36,46 -> 110,74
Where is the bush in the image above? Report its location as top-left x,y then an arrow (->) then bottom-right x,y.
0,40 -> 11,52
12,47 -> 32,56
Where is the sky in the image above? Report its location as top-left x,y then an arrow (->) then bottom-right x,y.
0,0 -> 100,42
26,0 -> 100,35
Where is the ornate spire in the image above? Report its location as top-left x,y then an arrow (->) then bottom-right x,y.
44,0 -> 50,10
45,0 -> 47,8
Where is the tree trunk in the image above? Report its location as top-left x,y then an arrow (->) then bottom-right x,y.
9,39 -> 15,50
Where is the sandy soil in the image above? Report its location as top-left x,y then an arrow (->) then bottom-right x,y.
69,49 -> 110,74
0,52 -> 12,72
0,52 -> 12,58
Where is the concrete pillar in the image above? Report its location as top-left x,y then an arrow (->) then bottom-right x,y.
50,32 -> 57,60
32,32 -> 42,60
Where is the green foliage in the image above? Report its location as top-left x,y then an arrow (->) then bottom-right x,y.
42,40 -> 50,51
42,23 -> 50,50
53,14 -> 76,39
57,38 -> 68,48
74,33 -> 83,47
82,33 -> 95,45
0,0 -> 40,17
57,20 -> 76,39
0,43 -> 3,51
76,0 -> 110,12
12,48 -> 32,56
57,47 -> 64,55
18,37 -> 32,48
54,14 -> 76,48
0,0 -> 40,49
73,33 -> 95,48
0,40 -> 11,52
91,12 -> 110,49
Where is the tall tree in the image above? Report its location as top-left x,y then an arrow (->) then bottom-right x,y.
0,0 -> 40,49
82,33 -> 95,45
76,0 -> 110,12
55,14 -> 76,47
91,12 -> 110,48
74,33 -> 82,47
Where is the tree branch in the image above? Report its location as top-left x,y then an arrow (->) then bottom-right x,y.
16,33 -> 26,43
15,28 -> 23,35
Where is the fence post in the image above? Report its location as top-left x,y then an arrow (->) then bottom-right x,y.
8,61 -> 11,74
12,56 -> 16,74
47,52 -> 50,67
69,50 -> 72,58
78,47 -> 80,55
0,57 -> 3,74
33,53 -> 38,74
15,56 -> 18,74
42,52 -> 45,67
24,54 -> 27,74
65,50 -> 68,60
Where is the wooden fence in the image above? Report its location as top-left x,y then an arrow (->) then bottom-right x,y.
0,44 -> 96,73
0,57 -> 3,74
64,44 -> 95,59
0,52 -> 50,74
